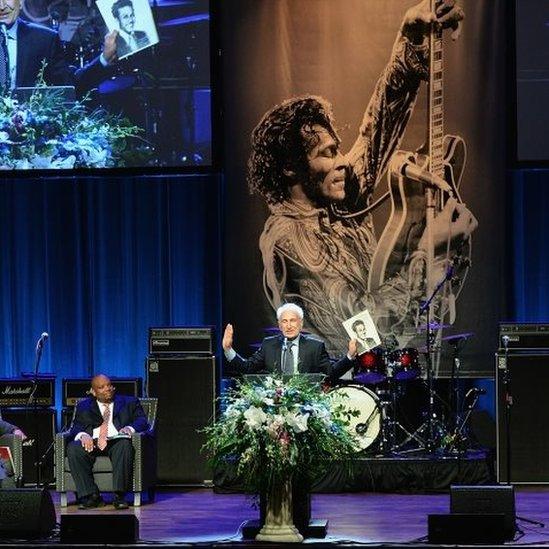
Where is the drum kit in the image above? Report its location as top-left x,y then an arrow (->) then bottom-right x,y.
329,329 -> 481,456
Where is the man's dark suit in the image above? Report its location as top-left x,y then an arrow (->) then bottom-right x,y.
225,333 -> 353,382
67,394 -> 148,499
116,31 -> 150,57
16,19 -> 109,94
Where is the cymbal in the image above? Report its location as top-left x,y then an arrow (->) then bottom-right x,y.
442,332 -> 474,343
417,322 -> 451,332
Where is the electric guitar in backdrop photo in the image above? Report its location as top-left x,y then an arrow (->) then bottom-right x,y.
368,3 -> 472,332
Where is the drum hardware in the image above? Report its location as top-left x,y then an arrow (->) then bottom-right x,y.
445,333 -> 474,445
441,387 -> 483,454
383,377 -> 426,455
405,266 -> 454,453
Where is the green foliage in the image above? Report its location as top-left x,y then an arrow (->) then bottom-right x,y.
203,375 -> 359,493
0,62 -> 148,169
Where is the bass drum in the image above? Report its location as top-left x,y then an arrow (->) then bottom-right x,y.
328,385 -> 381,451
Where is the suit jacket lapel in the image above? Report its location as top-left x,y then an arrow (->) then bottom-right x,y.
16,21 -> 29,87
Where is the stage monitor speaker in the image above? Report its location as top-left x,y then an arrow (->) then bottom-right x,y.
1,408 -> 56,485
0,489 -> 56,538
146,356 -> 216,484
496,352 -> 549,483
428,513 -> 506,544
60,514 -> 139,543
450,484 -> 516,540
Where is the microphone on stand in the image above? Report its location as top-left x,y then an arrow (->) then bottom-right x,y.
466,387 -> 486,398
35,332 -> 49,354
394,158 -> 454,195
501,335 -> 510,351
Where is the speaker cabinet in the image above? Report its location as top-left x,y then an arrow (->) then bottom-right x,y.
0,489 -> 56,538
1,408 -> 56,485
450,484 -> 516,540
428,513 -> 506,544
496,352 -> 549,483
146,356 -> 216,484
60,515 -> 139,543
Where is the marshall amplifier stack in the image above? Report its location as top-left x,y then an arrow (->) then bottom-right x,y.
497,323 -> 549,483
146,326 -> 216,485
0,376 -> 56,485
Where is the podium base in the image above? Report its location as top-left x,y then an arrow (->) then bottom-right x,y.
241,519 -> 328,539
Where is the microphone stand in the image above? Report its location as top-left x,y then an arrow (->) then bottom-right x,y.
418,267 -> 453,452
27,334 -> 47,488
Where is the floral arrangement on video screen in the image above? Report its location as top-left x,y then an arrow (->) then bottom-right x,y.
0,78 -> 145,170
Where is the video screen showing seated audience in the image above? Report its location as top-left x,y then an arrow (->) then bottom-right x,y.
0,0 -> 211,170
515,0 -> 549,162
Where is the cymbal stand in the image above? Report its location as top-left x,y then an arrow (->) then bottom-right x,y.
450,337 -> 465,435
391,269 -> 454,454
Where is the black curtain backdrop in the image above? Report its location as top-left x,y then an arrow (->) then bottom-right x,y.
220,0 -> 508,376
0,174 -> 222,405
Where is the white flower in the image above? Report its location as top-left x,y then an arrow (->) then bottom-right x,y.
30,155 -> 53,169
51,155 -> 76,169
285,411 -> 309,433
224,404 -> 240,419
243,406 -> 267,429
265,414 -> 285,436
0,131 -> 8,142
263,397 -> 274,406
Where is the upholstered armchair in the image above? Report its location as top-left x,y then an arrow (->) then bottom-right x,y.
0,413 -> 24,487
55,397 -> 157,507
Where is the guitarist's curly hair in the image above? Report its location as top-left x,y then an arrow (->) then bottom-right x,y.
248,95 -> 339,205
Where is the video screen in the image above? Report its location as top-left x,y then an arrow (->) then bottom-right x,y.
1,0 -> 211,170
515,0 -> 549,162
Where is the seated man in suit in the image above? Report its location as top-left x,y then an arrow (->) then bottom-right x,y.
0,418 -> 26,488
0,0 -> 118,94
112,0 -> 151,58
223,302 -> 358,383
67,374 -> 149,509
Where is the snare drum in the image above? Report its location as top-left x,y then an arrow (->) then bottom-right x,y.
354,348 -> 386,384
328,385 -> 380,451
389,348 -> 420,380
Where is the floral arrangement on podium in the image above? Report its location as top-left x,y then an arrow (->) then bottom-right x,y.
0,72 -> 143,169
204,375 -> 358,543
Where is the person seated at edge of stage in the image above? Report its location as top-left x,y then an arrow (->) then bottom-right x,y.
222,302 -> 358,383
0,418 -> 26,489
66,374 -> 149,510
0,0 -> 121,94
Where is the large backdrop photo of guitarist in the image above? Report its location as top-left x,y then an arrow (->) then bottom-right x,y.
221,0 -> 507,378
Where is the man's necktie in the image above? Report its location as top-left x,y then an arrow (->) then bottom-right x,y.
282,341 -> 294,375
129,33 -> 137,51
97,405 -> 110,450
0,28 -> 9,91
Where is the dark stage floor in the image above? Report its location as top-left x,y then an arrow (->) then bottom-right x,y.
3,486 -> 549,547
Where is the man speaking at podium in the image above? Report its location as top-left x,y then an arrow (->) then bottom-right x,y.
0,0 -> 117,92
223,303 -> 357,383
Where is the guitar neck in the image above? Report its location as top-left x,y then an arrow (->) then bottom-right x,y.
428,16 -> 444,180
